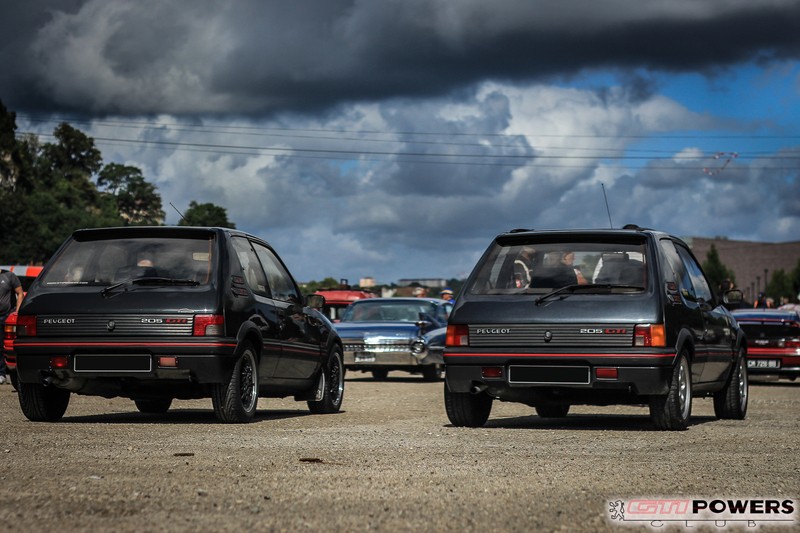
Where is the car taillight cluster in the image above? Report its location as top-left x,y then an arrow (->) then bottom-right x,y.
15,315 -> 37,337
193,314 -> 224,336
446,324 -> 469,347
783,339 -> 800,348
633,324 -> 666,347
2,319 -> 16,351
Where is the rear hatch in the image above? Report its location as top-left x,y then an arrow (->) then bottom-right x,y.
18,227 -> 223,340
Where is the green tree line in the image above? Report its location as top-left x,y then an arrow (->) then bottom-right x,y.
0,100 -> 234,264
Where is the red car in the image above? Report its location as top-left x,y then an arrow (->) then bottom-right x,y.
732,308 -> 800,381
314,289 -> 376,322
1,265 -> 44,388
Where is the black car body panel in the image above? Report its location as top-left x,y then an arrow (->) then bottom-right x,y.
444,227 -> 747,429
14,226 -> 342,419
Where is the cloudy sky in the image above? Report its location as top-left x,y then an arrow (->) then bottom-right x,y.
2,0 -> 799,284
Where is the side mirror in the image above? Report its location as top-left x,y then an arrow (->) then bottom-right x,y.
305,294 -> 325,309
724,289 -> 743,305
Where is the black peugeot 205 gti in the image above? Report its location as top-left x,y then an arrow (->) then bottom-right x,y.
444,225 -> 748,430
13,226 -> 344,423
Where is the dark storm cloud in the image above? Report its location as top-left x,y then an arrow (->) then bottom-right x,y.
2,0 -> 799,116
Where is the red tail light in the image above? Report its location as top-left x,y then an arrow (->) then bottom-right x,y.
785,339 -> 800,348
2,319 -> 16,351
16,315 -> 37,337
193,314 -> 224,336
446,325 -> 469,347
634,324 -> 666,347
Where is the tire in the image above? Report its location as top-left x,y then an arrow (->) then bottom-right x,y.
713,348 -> 748,419
212,343 -> 258,423
371,369 -> 389,380
421,364 -> 444,382
9,371 -> 19,391
308,346 -> 345,414
17,381 -> 70,422
444,383 -> 493,427
535,404 -> 570,418
134,398 -> 173,414
649,351 -> 692,431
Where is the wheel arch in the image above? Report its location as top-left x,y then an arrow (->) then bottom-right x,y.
235,320 -> 263,362
674,328 -> 696,363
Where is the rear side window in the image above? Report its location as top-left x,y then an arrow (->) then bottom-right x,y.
41,236 -> 216,286
466,239 -> 647,295
252,243 -> 300,303
231,237 -> 270,297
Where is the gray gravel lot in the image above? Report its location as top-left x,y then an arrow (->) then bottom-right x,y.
0,375 -> 798,532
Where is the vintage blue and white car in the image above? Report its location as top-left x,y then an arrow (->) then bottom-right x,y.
335,297 -> 452,380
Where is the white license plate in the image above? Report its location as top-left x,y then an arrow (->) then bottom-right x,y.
748,359 -> 780,369
354,352 -> 376,363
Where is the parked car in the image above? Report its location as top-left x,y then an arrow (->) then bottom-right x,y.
1,265 -> 44,389
731,308 -> 800,381
336,297 -> 452,380
444,226 -> 748,430
314,288 -> 376,322
13,226 -> 344,423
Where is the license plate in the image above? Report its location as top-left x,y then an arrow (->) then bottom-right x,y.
508,365 -> 590,384
354,352 -> 376,363
74,354 -> 152,372
747,359 -> 780,369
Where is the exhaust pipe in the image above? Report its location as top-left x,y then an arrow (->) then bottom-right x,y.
471,383 -> 488,394
42,375 -> 54,387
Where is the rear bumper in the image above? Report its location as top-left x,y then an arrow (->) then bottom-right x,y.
343,349 -> 443,368
14,337 -> 238,386
444,350 -> 676,399
747,351 -> 800,379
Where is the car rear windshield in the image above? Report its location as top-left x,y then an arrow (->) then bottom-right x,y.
466,239 -> 648,295
41,235 -> 216,286
341,300 -> 439,323
738,322 -> 800,340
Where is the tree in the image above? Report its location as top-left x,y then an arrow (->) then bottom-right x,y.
178,201 -> 236,228
766,269 -> 793,303
0,121 -> 120,263
97,163 -> 164,225
702,245 -> 736,293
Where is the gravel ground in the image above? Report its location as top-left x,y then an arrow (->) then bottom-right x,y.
0,375 -> 798,532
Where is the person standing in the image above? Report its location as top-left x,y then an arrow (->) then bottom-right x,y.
0,269 -> 23,384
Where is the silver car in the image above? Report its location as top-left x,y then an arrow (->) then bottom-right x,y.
335,298 -> 452,380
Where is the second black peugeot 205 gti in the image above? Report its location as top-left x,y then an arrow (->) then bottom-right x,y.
13,226 -> 344,423
444,226 -> 748,430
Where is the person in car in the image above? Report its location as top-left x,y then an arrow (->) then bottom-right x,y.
0,268 -> 23,384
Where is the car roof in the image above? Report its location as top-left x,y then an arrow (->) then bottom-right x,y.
350,297 -> 449,304
732,308 -> 800,322
495,226 -> 675,243
70,226 -> 271,246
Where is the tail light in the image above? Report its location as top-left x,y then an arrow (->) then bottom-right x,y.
3,318 -> 16,351
785,339 -> 800,348
16,315 -> 37,337
446,325 -> 469,347
194,314 -> 224,336
634,324 -> 666,347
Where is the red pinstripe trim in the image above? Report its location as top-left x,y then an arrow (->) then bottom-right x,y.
445,352 -> 674,358
17,341 -> 237,348
748,347 -> 800,356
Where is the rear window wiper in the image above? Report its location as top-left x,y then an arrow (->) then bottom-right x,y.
101,277 -> 200,297
534,283 -> 644,305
